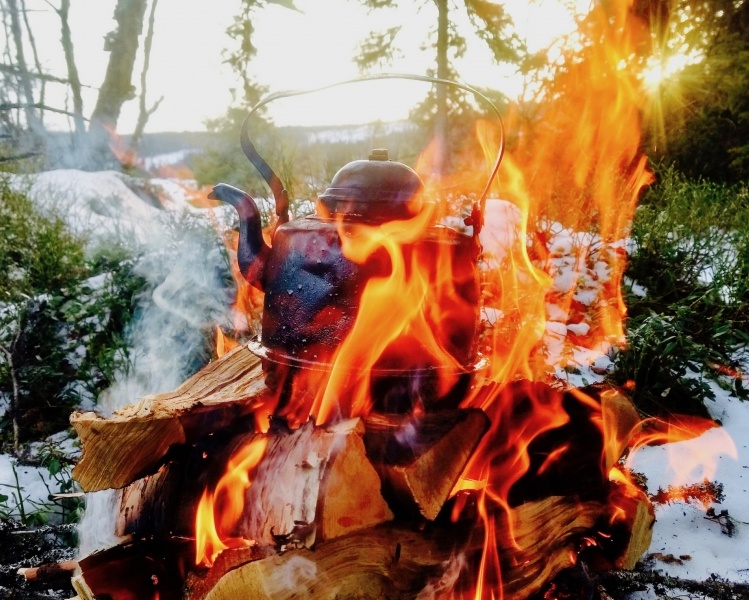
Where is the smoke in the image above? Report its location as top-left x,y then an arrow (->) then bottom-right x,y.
79,207 -> 236,555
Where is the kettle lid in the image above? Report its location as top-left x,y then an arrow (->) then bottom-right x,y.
318,149 -> 424,222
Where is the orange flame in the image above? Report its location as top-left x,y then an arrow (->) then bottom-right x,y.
194,0 -> 699,586
627,414 -> 737,487
194,436 -> 268,567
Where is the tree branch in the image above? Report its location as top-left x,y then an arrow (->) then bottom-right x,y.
0,102 -> 90,119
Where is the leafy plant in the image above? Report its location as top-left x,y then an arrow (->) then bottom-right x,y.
0,179 -> 88,302
611,167 -> 749,415
0,180 -> 149,446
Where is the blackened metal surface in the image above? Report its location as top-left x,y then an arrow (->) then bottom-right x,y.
318,157 -> 425,222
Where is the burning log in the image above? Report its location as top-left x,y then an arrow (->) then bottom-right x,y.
236,417 -> 394,547
71,346 -> 267,491
113,417 -> 395,548
75,487 -> 652,600
364,409 -> 490,520
70,353 -> 653,599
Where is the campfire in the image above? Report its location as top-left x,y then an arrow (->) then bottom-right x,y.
62,3 -> 687,599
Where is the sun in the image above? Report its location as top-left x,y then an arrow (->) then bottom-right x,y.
640,52 -> 693,94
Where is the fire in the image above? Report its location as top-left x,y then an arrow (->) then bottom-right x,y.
195,436 -> 268,567
627,414 -> 738,487
193,1 -> 733,594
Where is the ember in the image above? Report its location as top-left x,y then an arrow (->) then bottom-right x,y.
67,1 -> 694,598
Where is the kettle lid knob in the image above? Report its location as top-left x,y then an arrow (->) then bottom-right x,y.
368,148 -> 389,161
318,149 -> 425,222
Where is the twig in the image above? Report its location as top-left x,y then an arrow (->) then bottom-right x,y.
17,559 -> 79,581
0,151 -> 41,162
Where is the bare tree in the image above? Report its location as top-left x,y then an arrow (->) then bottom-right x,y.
129,0 -> 163,153
87,0 -> 148,167
20,0 -> 45,115
54,0 -> 86,148
4,0 -> 43,137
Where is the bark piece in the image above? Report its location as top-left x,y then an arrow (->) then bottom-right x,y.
71,346 -> 267,491
17,560 -> 79,581
364,409 -> 490,520
239,418 -> 394,547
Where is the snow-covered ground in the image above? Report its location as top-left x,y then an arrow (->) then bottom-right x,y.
627,375 -> 749,590
1,168 -> 748,594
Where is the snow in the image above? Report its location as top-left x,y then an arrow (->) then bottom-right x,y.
0,430 -> 80,524
142,149 -> 197,170
626,380 -> 749,584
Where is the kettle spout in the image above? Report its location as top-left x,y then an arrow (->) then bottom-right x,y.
209,183 -> 270,291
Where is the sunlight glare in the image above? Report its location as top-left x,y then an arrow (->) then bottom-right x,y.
641,52 -> 692,94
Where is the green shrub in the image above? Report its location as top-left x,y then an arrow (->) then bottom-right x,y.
0,180 -> 88,302
0,182 -> 148,445
611,167 -> 749,415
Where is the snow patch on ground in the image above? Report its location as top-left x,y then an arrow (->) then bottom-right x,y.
627,376 -> 749,585
0,430 -> 80,523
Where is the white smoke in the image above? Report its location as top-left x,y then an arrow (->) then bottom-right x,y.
78,188 -> 236,555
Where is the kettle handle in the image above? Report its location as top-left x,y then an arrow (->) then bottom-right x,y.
240,73 -> 506,235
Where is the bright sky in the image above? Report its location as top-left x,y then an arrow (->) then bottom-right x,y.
18,0 -> 587,133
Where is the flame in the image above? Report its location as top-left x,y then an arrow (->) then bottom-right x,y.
194,436 -> 268,567
193,0 -> 727,589
627,414 -> 737,487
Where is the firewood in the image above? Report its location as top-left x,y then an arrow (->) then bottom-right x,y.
186,493 -> 650,600
185,524 -> 457,600
363,409 -> 490,520
115,461 -> 184,537
71,345 -> 267,491
599,386 -> 642,473
113,418 -> 395,544
600,481 -> 655,571
238,418 -> 394,547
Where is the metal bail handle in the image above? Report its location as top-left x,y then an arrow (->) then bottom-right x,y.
240,73 -> 506,236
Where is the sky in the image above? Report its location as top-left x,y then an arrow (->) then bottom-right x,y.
14,0 -> 587,133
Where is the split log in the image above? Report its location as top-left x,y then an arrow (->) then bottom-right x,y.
115,461 -> 185,537
238,418 -> 394,547
114,417 -> 394,545
182,491 -> 654,600
363,409 -> 490,520
71,345 -> 267,491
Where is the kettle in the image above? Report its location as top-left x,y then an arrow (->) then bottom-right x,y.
210,75 -> 504,410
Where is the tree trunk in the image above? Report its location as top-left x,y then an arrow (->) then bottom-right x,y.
5,0 -> 43,138
58,0 -> 87,151
433,0 -> 449,178
20,0 -> 45,118
87,0 -> 148,168
129,0 -> 163,155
